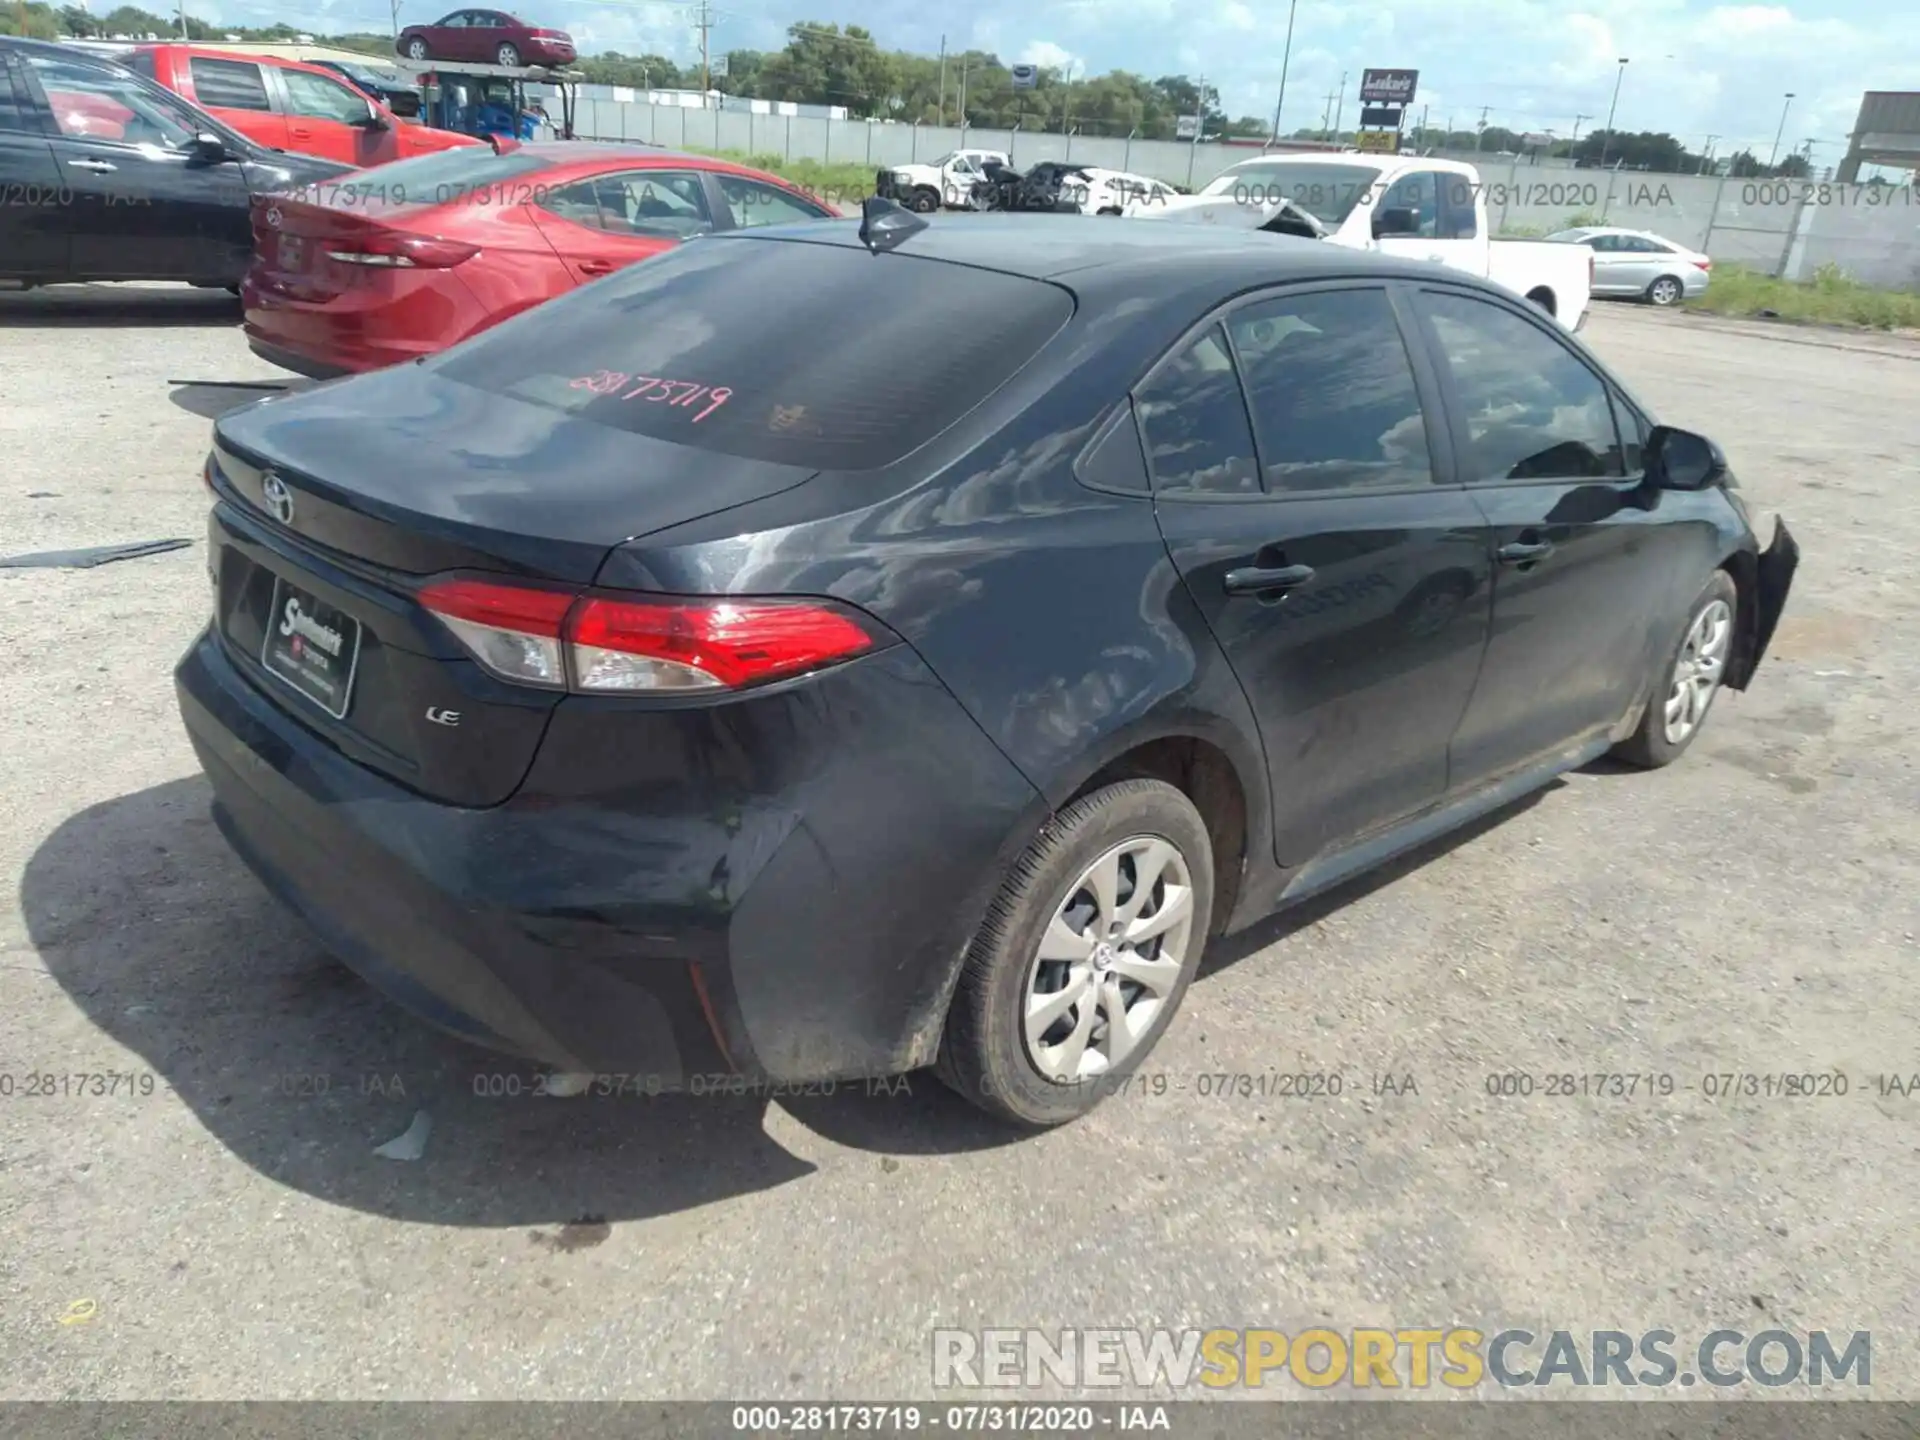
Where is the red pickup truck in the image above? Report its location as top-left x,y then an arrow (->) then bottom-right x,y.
126,45 -> 480,168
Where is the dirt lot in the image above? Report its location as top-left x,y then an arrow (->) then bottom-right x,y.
1,288 -> 1916,1402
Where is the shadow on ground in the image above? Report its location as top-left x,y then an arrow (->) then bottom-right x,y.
1200,782 -> 1557,977
20,778 -> 1020,1229
0,285 -> 241,327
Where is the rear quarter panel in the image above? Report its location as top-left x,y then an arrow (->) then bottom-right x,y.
596,299 -> 1283,927
1488,238 -> 1593,327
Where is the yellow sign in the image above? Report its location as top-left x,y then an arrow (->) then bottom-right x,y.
1355,130 -> 1400,153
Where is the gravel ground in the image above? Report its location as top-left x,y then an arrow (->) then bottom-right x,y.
0,286 -> 1916,1403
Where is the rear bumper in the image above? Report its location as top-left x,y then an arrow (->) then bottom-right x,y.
175,625 -> 1042,1083
240,266 -> 491,376
247,338 -> 351,381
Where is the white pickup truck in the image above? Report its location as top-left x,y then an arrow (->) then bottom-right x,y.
874,149 -> 1011,213
1125,152 -> 1595,329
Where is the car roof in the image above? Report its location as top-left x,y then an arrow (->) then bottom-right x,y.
132,41 -> 366,80
728,212 -> 1525,296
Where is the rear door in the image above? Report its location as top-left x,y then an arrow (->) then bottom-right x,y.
1408,282 -> 1689,786
1146,282 -> 1493,868
709,171 -> 833,229
1587,232 -> 1637,294
275,66 -> 385,166
0,53 -> 69,277
18,49 -> 249,281
180,54 -> 290,151
529,168 -> 713,283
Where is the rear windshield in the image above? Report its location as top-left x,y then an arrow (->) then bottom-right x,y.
304,147 -> 552,211
435,235 -> 1077,471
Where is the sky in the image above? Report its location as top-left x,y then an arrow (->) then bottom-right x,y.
214,0 -> 1917,163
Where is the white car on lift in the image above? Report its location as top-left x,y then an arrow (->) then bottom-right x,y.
1125,151 -> 1596,329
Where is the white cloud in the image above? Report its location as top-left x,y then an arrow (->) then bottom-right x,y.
1018,40 -> 1079,71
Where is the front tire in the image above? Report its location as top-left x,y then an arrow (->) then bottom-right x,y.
405,37 -> 430,60
908,187 -> 940,214
1647,275 -> 1684,306
937,779 -> 1214,1129
1612,570 -> 1737,768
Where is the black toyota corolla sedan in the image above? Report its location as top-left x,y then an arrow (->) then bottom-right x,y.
175,210 -> 1797,1128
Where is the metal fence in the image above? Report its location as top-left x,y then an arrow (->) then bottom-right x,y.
560,101 -> 1920,289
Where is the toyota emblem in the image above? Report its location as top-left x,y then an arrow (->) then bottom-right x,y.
265,205 -> 282,228
261,472 -> 294,526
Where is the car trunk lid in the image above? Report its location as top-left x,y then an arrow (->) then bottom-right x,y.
207,366 -> 818,805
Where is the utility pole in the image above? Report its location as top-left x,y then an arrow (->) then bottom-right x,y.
957,55 -> 969,130
1699,134 -> 1718,174
177,0 -> 188,39
1270,0 -> 1298,143
694,0 -> 714,103
1321,87 -> 1336,141
1571,112 -> 1591,147
1596,57 -> 1628,169
1418,102 -> 1429,150
1193,73 -> 1207,146
390,0 -> 402,39
1766,91 -> 1794,168
936,34 -> 946,128
1331,70 -> 1347,142
1474,104 -> 1490,151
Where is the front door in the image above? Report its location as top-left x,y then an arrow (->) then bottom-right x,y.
1146,282 -> 1493,867
275,66 -> 387,167
1372,166 -> 1482,273
1408,282 -> 1686,785
20,49 -> 249,281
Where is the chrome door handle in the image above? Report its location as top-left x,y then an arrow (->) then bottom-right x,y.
69,158 -> 116,172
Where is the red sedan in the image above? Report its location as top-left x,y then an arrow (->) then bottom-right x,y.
397,9 -> 575,68
242,144 -> 838,379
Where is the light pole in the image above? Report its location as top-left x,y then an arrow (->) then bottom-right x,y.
1596,58 -> 1628,169
1331,70 -> 1347,143
1699,133 -> 1718,174
1766,92 -> 1795,169
1571,112 -> 1591,146
1269,0 -> 1298,144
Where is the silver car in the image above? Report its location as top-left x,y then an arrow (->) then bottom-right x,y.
1547,226 -> 1711,306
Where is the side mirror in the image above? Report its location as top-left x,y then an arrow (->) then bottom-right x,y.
1373,206 -> 1420,238
187,132 -> 230,164
357,100 -> 391,129
1646,424 -> 1726,490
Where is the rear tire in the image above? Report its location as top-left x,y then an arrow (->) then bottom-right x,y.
937,779 -> 1214,1129
496,42 -> 521,66
1612,570 -> 1738,769
1647,275 -> 1684,306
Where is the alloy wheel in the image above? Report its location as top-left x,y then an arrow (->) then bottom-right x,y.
1650,277 -> 1682,306
1663,598 -> 1732,745
1022,836 -> 1195,1084
407,38 -> 429,58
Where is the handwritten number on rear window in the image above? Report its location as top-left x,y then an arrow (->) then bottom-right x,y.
568,372 -> 732,422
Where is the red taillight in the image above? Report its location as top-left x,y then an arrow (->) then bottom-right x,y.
419,579 -> 877,693
324,234 -> 479,269
1693,258 -> 1712,271
570,596 -> 875,692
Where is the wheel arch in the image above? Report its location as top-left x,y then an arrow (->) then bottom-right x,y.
1525,285 -> 1557,316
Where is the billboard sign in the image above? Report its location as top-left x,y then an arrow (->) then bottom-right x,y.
1010,63 -> 1039,91
1175,114 -> 1201,139
1360,106 -> 1402,128
1354,129 -> 1400,153
1359,68 -> 1418,105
